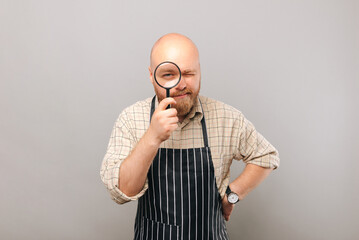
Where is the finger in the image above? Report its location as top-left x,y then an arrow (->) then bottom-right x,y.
158,98 -> 177,110
167,117 -> 179,124
163,108 -> 178,117
169,125 -> 178,132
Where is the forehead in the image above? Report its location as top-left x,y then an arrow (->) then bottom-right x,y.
151,40 -> 200,70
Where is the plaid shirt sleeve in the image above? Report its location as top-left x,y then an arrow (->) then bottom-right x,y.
234,112 -> 280,169
100,110 -> 148,204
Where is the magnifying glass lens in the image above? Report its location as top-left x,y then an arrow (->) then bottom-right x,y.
154,62 -> 181,88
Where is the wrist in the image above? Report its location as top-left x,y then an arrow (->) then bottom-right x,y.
228,183 -> 243,201
144,127 -> 162,148
226,185 -> 240,204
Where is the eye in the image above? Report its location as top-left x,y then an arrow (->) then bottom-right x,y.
162,73 -> 174,77
183,73 -> 195,77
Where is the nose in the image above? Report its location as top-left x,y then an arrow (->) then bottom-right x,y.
174,75 -> 187,91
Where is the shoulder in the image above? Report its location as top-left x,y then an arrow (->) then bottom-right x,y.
116,97 -> 153,126
121,97 -> 153,115
198,95 -> 244,121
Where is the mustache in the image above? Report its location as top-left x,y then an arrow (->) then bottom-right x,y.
172,89 -> 192,97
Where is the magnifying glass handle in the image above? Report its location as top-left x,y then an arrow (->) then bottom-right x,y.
166,89 -> 170,109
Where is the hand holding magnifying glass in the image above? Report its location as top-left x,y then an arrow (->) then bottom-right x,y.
154,61 -> 181,109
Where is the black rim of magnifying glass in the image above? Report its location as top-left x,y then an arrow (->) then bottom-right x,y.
153,61 -> 182,90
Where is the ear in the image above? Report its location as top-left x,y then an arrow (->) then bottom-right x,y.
148,66 -> 154,84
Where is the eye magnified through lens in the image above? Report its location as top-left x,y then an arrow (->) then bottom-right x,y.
154,61 -> 181,109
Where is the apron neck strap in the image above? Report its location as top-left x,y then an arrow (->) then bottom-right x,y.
150,95 -> 209,148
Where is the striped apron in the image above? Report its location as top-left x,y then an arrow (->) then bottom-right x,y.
134,96 -> 229,240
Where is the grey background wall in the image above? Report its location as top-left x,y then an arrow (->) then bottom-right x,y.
1,0 -> 358,239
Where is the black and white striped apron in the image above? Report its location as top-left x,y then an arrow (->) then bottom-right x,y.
134,96 -> 229,240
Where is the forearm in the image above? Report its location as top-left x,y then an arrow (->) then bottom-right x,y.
119,129 -> 160,197
229,163 -> 273,200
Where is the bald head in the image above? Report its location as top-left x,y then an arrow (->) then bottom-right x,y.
150,33 -> 200,70
149,33 -> 202,118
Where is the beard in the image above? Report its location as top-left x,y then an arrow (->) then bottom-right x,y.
173,89 -> 196,116
155,85 -> 200,118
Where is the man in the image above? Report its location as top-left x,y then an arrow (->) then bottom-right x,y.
100,33 -> 280,239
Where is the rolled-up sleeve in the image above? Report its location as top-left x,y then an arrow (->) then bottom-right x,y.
100,112 -> 148,204
234,113 -> 280,169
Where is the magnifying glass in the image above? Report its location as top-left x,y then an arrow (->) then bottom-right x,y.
154,61 -> 181,109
